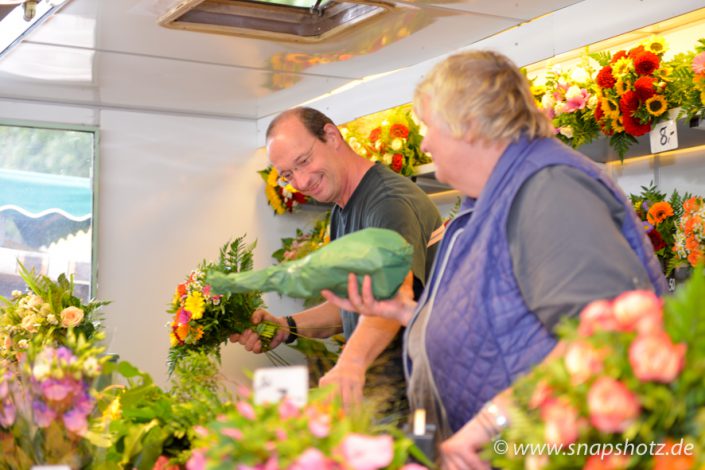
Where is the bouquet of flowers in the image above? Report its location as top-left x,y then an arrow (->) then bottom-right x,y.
341,105 -> 431,177
629,184 -> 689,274
593,36 -> 674,158
187,386 -> 431,470
532,60 -> 601,148
272,212 -> 331,264
488,269 -> 705,469
0,263 -> 106,361
259,165 -> 309,215
1,333 -> 109,469
673,196 -> 705,268
167,237 -> 278,373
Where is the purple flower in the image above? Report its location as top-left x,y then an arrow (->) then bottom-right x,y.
32,399 -> 56,428
41,378 -> 76,402
0,401 -> 16,427
63,408 -> 89,435
55,346 -> 77,364
73,388 -> 95,415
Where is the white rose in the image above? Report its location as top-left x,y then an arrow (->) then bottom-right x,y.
559,126 -> 574,139
33,362 -> 51,380
390,138 -> 404,151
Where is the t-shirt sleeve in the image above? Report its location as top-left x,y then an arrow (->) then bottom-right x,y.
507,165 -> 653,333
367,197 -> 429,293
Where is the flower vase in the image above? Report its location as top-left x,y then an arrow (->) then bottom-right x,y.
672,266 -> 693,291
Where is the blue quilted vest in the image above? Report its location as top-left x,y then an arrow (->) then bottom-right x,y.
408,136 -> 666,433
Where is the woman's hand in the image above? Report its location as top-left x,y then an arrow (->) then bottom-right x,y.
321,272 -> 417,326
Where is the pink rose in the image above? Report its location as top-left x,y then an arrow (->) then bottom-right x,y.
307,411 -> 331,438
186,450 -> 206,470
236,401 -> 256,420
279,398 -> 300,419
63,408 -> 89,435
60,306 -> 84,328
290,448 -> 335,470
541,398 -> 581,445
338,434 -> 394,470
564,341 -> 605,384
587,377 -> 640,433
221,427 -> 243,440
629,332 -> 686,383
612,290 -> 662,334
578,300 -> 619,336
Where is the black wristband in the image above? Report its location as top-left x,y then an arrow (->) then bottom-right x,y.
284,316 -> 298,344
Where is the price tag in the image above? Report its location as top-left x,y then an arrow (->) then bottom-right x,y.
649,119 -> 678,153
253,365 -> 308,407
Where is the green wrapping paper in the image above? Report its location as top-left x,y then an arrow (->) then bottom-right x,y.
207,228 -> 413,300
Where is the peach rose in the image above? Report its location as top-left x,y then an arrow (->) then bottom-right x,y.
629,332 -> 686,383
60,306 -> 84,328
612,290 -> 662,334
525,455 -> 549,470
587,377 -> 640,433
578,300 -> 619,336
564,340 -> 605,384
541,398 -> 581,445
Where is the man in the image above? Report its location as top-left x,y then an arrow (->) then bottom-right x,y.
231,107 -> 443,417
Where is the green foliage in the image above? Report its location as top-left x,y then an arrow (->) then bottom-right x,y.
589,51 -> 612,67
609,132 -> 638,161
0,125 -> 93,177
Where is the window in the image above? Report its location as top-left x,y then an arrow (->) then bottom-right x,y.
159,0 -> 390,42
0,122 -> 96,301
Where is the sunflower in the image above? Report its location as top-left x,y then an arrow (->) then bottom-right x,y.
612,57 -> 633,78
645,95 -> 668,117
266,166 -> 279,186
614,79 -> 630,96
265,185 -> 286,214
640,35 -> 667,55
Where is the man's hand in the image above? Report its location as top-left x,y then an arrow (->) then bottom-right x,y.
229,309 -> 288,353
321,272 -> 417,326
318,359 -> 367,411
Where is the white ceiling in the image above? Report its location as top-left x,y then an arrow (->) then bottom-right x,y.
0,0 -> 583,120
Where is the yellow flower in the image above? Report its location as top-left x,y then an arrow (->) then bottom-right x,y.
612,57 -> 633,78
170,332 -> 179,347
265,185 -> 286,215
600,98 -> 619,116
614,79 -> 630,96
530,84 -> 546,96
645,95 -> 668,117
700,90 -> 705,106
267,167 -> 279,186
640,35 -> 667,55
184,292 -> 205,320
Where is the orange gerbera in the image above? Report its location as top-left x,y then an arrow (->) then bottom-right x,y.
652,439 -> 695,470
686,235 -> 700,252
687,249 -> 703,267
683,197 -> 701,213
647,201 -> 674,225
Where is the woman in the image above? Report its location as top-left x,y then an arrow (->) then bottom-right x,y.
322,50 -> 666,469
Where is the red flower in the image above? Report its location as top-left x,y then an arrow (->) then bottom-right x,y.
389,124 -> 409,139
634,76 -> 656,100
647,228 -> 666,252
619,90 -> 640,114
596,66 -> 616,89
628,45 -> 645,59
292,191 -> 308,203
634,51 -> 660,76
369,127 -> 382,142
391,154 -> 403,173
622,114 -> 651,137
610,50 -> 627,64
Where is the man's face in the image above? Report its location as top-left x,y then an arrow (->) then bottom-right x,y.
267,117 -> 340,204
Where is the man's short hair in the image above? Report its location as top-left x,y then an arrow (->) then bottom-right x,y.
266,107 -> 337,142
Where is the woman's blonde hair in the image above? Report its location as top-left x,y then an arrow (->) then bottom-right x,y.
414,50 -> 553,144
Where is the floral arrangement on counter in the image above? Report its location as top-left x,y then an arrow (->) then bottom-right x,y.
187,386 -> 431,470
167,237 -> 281,374
488,267 -> 705,469
592,36 -> 675,157
272,212 -> 331,264
0,263 -> 106,361
531,58 -> 601,148
260,165 -> 310,215
0,334 -> 109,469
629,184 -> 689,275
341,105 -> 431,177
673,196 -> 705,268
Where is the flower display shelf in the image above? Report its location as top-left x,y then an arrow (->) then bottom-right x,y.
579,114 -> 705,163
